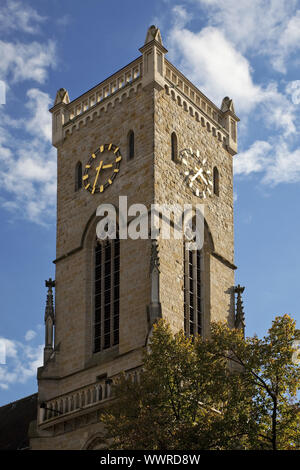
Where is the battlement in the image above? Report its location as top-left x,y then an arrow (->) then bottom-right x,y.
50,25 -> 239,155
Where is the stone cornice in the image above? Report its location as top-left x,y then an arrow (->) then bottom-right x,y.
139,38 -> 168,54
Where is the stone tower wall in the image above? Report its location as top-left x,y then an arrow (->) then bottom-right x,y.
39,82 -> 155,399
154,84 -> 235,334
31,26 -> 239,450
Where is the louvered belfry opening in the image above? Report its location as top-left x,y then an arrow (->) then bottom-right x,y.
184,243 -> 202,337
94,235 -> 120,353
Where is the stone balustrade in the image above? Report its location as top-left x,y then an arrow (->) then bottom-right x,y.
51,51 -> 237,154
39,368 -> 141,424
40,379 -> 112,423
64,58 -> 142,128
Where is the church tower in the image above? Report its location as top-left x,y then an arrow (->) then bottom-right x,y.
30,26 -> 240,450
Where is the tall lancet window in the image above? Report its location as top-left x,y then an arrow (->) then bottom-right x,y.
213,166 -> 219,196
128,130 -> 135,160
183,244 -> 203,337
171,132 -> 178,162
75,161 -> 82,191
94,236 -> 120,353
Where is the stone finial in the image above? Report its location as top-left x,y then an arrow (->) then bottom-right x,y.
140,26 -> 167,91
221,96 -> 239,156
54,88 -> 70,106
234,284 -> 245,332
144,25 -> 163,45
221,96 -> 235,114
148,240 -> 162,325
51,90 -> 70,147
44,278 -> 55,363
45,278 -> 55,322
150,239 -> 160,274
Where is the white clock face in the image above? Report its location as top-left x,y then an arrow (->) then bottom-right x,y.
179,148 -> 213,198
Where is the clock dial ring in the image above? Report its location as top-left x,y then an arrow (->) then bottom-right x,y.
83,143 -> 122,194
178,147 -> 213,199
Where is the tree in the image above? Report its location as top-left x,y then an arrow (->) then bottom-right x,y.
101,315 -> 300,450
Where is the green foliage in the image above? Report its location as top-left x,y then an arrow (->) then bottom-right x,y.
101,315 -> 300,450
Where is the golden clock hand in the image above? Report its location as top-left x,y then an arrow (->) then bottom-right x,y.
191,168 -> 202,182
199,172 -> 208,186
92,160 -> 103,194
102,164 -> 113,169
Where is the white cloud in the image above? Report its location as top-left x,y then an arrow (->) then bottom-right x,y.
0,338 -> 18,359
25,88 -> 52,142
0,336 -> 43,390
234,139 -> 300,186
0,40 -> 56,83
25,330 -> 37,342
168,25 -> 263,113
0,2 -> 56,85
193,0 -> 300,73
274,11 -> 300,72
195,0 -> 295,49
263,142 -> 300,185
167,16 -> 298,135
279,10 -> 300,49
0,138 -> 57,224
286,80 -> 300,105
172,4 -> 192,28
0,0 -> 46,35
167,5 -> 300,186
234,141 -> 272,176
0,89 -> 56,224
0,1 -> 57,225
0,80 -> 5,104
258,83 -> 297,137
56,14 -> 71,28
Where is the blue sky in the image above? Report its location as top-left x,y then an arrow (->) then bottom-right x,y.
0,0 -> 299,405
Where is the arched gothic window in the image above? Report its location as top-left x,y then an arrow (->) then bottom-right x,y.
128,130 -> 134,160
213,167 -> 219,196
94,236 -> 120,353
183,243 -> 202,337
75,161 -> 82,191
171,132 -> 178,162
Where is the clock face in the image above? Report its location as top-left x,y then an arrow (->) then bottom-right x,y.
83,143 -> 122,194
179,148 -> 213,198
